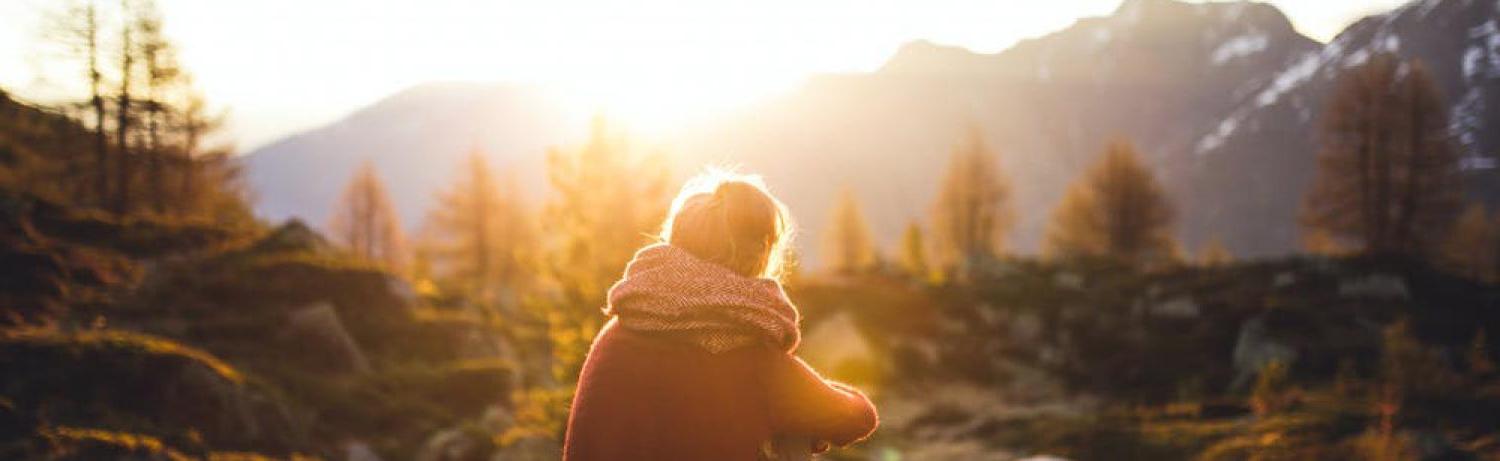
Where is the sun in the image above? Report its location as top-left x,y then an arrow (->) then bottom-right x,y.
545,62 -> 802,138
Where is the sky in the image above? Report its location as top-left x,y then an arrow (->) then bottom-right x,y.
0,0 -> 1406,151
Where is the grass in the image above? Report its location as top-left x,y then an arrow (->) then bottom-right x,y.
0,327 -> 242,384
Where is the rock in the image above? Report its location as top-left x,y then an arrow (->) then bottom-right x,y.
1338,274 -> 1409,300
386,275 -> 419,306
491,435 -> 557,461
1008,312 -> 1044,344
250,219 -> 331,255
1149,296 -> 1200,319
345,440 -> 384,461
1231,316 -> 1297,391
1272,272 -> 1296,288
802,311 -> 875,371
479,405 -> 515,434
285,302 -> 372,374
1052,272 -> 1084,290
416,428 -> 480,461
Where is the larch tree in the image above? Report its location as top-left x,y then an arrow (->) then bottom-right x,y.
1302,53 -> 1463,257
1438,203 -> 1496,281
822,188 -> 876,275
931,129 -> 1013,281
1044,141 -> 1176,265
540,116 -> 670,382
112,0 -> 138,214
134,0 -> 180,214
46,0 -> 110,205
36,0 -> 244,220
899,219 -> 932,282
425,149 -> 531,305
329,161 -> 405,267
1197,237 -> 1234,267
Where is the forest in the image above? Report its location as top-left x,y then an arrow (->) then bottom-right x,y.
3,0 -> 1500,460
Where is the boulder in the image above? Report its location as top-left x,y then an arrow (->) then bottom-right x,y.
284,302 -> 372,374
1338,274 -> 1409,300
250,219 -> 331,255
1149,296 -> 1200,319
1231,316 -> 1298,391
345,440 -> 384,461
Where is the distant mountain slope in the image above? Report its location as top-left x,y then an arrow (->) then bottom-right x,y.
242,82 -> 581,226
1181,0 -> 1500,255
242,0 -> 1496,263
677,0 -> 1318,255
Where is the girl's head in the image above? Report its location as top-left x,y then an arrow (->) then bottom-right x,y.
660,170 -> 794,280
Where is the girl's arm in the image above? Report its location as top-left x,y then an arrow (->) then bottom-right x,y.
765,353 -> 879,447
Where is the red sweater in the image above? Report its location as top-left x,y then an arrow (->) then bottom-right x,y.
563,321 -> 878,460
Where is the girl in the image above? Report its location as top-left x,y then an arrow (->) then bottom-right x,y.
563,172 -> 878,460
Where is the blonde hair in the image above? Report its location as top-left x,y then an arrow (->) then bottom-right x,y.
659,169 -> 795,280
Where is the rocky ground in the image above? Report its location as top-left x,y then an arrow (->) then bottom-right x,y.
3,188 -> 1499,460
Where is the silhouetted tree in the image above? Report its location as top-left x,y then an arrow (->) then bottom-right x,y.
1439,203 -> 1496,281
112,0 -> 138,214
1302,54 -> 1462,257
46,0 -> 110,205
931,129 -> 1013,281
899,219 -> 931,282
425,149 -> 531,305
134,0 -> 179,213
823,187 -> 876,275
1045,141 -> 1176,265
329,161 -> 404,267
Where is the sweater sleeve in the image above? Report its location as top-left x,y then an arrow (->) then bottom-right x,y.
765,353 -> 879,447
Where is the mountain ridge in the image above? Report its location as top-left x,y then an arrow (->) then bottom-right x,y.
241,0 -> 1493,264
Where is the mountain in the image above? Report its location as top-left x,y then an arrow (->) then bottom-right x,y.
1181,0 -> 1500,255
242,82 -> 582,226
242,0 -> 1496,263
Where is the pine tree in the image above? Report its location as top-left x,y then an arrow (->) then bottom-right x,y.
329,161 -> 404,267
1045,141 -> 1176,265
1302,54 -> 1462,257
1197,237 -> 1233,267
425,149 -> 531,305
1439,203 -> 1496,281
931,129 -> 1013,281
823,188 -> 876,275
899,219 -> 932,282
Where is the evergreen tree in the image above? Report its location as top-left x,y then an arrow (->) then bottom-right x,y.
899,219 -> 932,282
1197,237 -> 1233,267
329,161 -> 404,267
1045,141 -> 1176,265
822,187 -> 876,275
931,129 -> 1013,281
1302,54 -> 1462,257
34,0 -> 245,220
541,116 -> 670,381
425,149 -> 531,305
1439,202 -> 1496,281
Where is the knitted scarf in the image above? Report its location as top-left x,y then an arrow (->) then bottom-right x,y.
604,243 -> 801,354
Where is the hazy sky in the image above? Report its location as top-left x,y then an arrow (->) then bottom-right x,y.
0,0 -> 1405,151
